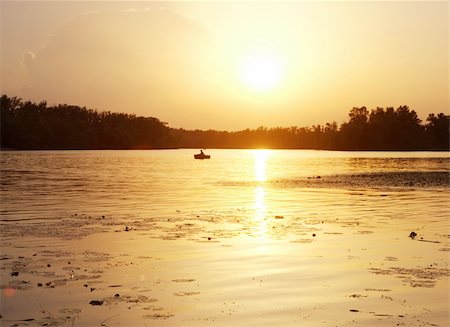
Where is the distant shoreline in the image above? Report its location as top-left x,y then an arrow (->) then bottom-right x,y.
1,147 -> 449,152
2,95 -> 449,151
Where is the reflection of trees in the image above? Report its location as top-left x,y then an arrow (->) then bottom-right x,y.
1,95 -> 449,150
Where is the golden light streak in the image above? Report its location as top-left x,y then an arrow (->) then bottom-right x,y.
253,150 -> 271,239
254,149 -> 270,182
253,186 -> 268,239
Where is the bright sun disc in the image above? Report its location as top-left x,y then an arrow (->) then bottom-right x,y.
240,49 -> 284,92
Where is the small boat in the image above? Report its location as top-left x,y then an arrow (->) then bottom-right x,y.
194,152 -> 210,160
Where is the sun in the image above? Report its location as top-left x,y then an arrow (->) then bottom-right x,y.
240,48 -> 284,92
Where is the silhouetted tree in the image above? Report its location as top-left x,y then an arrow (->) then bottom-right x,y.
1,95 -> 448,151
425,113 -> 450,150
1,95 -> 170,149
339,107 -> 369,149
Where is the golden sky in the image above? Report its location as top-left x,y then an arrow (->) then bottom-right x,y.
1,1 -> 448,130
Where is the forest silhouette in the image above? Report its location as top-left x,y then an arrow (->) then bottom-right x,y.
1,95 -> 448,151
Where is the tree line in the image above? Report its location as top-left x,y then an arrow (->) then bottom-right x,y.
1,95 -> 449,150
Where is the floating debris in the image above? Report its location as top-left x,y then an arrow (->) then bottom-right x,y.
58,308 -> 82,316
349,294 -> 367,298
36,316 -> 66,326
102,294 -> 158,305
173,292 -> 200,297
142,313 -> 174,320
89,300 -> 104,306
172,279 -> 195,283
4,280 -> 32,290
417,239 -> 441,244
369,266 -> 450,288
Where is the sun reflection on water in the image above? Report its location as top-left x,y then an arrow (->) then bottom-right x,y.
254,186 -> 266,215
254,149 -> 270,182
253,150 -> 270,238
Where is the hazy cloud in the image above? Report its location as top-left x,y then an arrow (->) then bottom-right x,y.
22,8 -> 217,125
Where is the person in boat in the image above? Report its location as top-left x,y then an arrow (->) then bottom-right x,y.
200,149 -> 204,155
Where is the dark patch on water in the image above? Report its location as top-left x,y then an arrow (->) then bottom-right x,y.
221,171 -> 450,190
368,265 -> 450,288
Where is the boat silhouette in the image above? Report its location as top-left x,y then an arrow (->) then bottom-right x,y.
194,151 -> 210,159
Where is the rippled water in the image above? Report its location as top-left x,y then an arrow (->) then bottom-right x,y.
1,149 -> 449,222
1,150 -> 449,326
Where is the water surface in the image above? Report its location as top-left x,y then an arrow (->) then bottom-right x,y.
1,149 -> 448,222
1,150 -> 449,327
